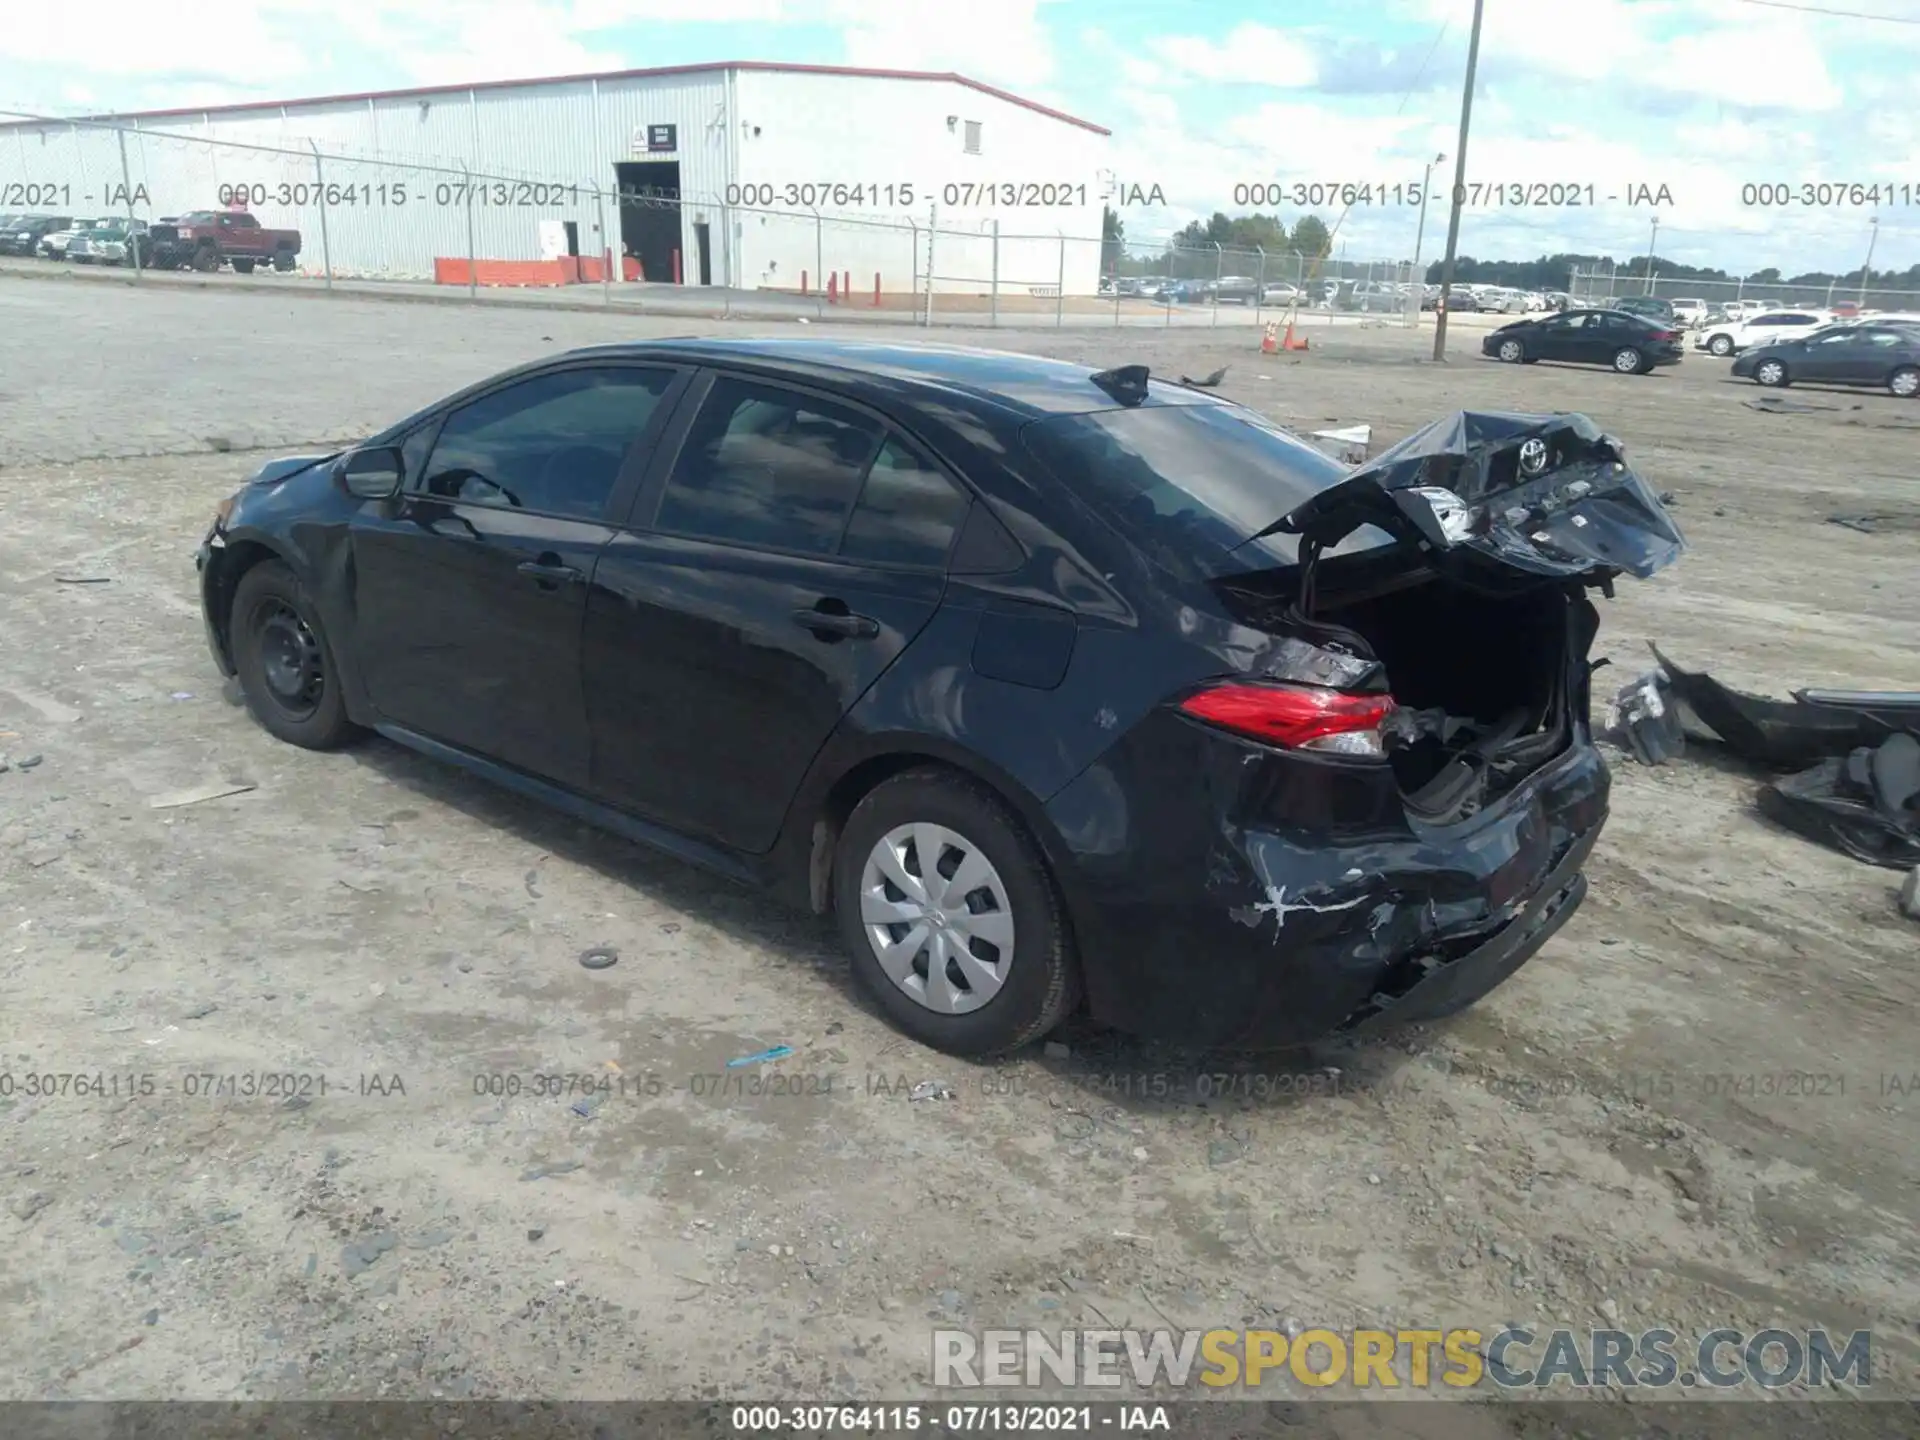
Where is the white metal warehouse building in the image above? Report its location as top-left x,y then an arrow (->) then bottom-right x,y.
0,63 -> 1111,297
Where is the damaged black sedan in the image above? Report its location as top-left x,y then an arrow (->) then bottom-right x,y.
196,340 -> 1684,1056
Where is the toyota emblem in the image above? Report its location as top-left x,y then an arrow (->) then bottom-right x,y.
1518,438 -> 1549,476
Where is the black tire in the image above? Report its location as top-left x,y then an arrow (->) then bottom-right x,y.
1888,365 -> 1919,399
272,249 -> 296,272
1753,357 -> 1790,388
191,245 -> 220,273
1611,346 -> 1644,375
1708,334 -> 1734,357
230,560 -> 356,750
232,257 -> 256,274
1495,338 -> 1526,363
832,768 -> 1080,1057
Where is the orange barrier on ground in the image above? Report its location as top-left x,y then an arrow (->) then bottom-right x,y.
432,256 -> 644,286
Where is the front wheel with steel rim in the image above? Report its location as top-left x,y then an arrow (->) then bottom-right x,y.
230,559 -> 356,749
1496,338 -> 1525,363
1754,358 -> 1789,388
1889,366 -> 1919,399
833,768 -> 1079,1056
1708,334 -> 1734,356
1612,347 -> 1644,374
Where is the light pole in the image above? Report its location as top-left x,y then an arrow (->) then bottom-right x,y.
1642,215 -> 1659,293
1432,0 -> 1487,361
1411,151 -> 1445,293
1859,216 -> 1879,305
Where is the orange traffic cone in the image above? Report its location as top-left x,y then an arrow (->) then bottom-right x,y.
1260,322 -> 1279,354
1282,322 -> 1309,352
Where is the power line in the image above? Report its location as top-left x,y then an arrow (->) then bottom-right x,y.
1691,0 -> 1920,23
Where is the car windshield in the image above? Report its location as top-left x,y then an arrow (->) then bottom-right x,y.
1021,401 -> 1373,583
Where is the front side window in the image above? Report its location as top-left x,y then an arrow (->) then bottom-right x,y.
418,366 -> 676,518
654,377 -> 882,553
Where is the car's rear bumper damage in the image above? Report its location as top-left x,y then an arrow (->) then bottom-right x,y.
1043,719 -> 1610,1049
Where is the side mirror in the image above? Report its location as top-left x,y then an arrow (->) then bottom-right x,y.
340,447 -> 404,500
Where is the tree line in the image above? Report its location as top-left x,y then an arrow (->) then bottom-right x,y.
1102,207 -> 1919,291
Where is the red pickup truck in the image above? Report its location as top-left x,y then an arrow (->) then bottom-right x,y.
149,210 -> 301,273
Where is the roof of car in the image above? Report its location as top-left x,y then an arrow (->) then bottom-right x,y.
560,338 -> 1224,418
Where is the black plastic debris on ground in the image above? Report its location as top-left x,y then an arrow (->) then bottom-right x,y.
1649,645 -> 1919,771
1759,733 -> 1920,870
1630,646 -> 1920,868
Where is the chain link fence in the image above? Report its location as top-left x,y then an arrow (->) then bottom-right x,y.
1569,264 -> 1920,318
2,109 -> 1440,330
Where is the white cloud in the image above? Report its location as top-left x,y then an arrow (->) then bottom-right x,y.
830,0 -> 1061,90
1157,22 -> 1319,86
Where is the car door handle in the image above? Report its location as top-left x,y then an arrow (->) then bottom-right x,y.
791,607 -> 879,640
517,559 -> 583,589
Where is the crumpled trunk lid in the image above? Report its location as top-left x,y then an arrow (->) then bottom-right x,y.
1262,410 -> 1686,589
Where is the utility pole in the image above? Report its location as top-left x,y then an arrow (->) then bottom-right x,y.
1859,216 -> 1879,304
1410,151 -> 1445,320
1432,0 -> 1486,362
1642,215 -> 1660,293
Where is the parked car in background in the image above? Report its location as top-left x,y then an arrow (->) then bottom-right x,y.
68,225 -> 117,263
1260,281 -> 1300,304
38,218 -> 106,260
88,220 -> 153,267
1484,307 -> 1685,374
194,338 -> 1684,1055
147,210 -> 301,273
1669,298 -> 1707,326
1696,309 -> 1832,356
1732,324 -> 1920,397
1609,295 -> 1676,325
0,214 -> 75,256
1438,287 -> 1480,312
1215,275 -> 1260,305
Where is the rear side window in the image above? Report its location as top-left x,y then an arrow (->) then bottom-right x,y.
655,377 -> 882,554
840,438 -> 969,567
1022,402 -> 1356,582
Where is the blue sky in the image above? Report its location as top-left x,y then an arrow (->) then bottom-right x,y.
3,0 -> 1914,274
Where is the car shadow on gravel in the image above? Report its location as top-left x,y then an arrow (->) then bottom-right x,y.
341,731 -> 889,1016
340,730 -> 1476,1114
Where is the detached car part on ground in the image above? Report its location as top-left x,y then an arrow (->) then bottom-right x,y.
195,342 -> 1683,1056
1607,650 -> 1920,868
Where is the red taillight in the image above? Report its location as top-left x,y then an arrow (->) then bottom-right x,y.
1179,682 -> 1396,755
1652,329 -> 1678,341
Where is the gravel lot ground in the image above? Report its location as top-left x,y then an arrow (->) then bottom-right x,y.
2,277 -> 1917,1422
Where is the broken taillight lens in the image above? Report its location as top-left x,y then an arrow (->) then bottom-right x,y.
1179,682 -> 1396,756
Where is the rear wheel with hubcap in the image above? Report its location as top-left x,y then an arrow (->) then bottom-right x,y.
833,769 -> 1079,1057
1889,366 -> 1919,399
1612,347 -> 1644,374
